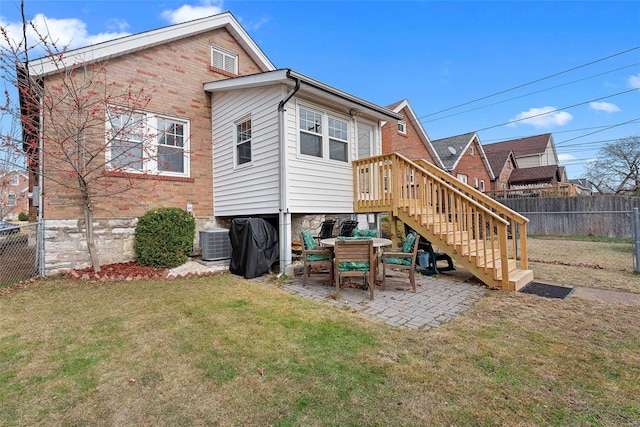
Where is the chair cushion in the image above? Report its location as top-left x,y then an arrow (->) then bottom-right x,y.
307,253 -> 330,262
338,261 -> 370,271
353,229 -> 378,238
336,236 -> 371,241
402,233 -> 416,253
385,257 -> 412,266
301,230 -> 316,250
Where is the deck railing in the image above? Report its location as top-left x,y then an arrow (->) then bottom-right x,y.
353,153 -> 529,288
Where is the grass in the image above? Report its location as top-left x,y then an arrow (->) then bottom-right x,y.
527,236 -> 640,294
1,272 -> 639,426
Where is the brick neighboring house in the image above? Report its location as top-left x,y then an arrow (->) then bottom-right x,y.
0,170 -> 28,220
19,12 -> 401,274
381,99 -> 441,166
430,132 -> 494,192
483,146 -> 518,192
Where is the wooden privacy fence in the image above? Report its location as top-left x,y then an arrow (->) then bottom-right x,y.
496,196 -> 640,238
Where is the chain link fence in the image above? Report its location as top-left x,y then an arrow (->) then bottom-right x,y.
0,222 -> 42,288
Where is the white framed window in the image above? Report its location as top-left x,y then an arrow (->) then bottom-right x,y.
328,116 -> 348,162
298,106 -> 350,163
469,146 -> 475,156
10,174 -> 19,186
474,177 -> 479,188
398,120 -> 407,134
106,106 -> 190,177
235,117 -> 252,166
7,192 -> 17,206
456,173 -> 468,184
480,180 -> 485,192
211,45 -> 238,74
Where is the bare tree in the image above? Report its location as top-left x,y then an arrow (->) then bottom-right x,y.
585,136 -> 640,195
0,5 -> 161,271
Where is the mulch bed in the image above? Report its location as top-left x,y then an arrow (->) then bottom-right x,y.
64,261 -> 169,281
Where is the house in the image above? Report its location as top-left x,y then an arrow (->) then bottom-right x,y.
430,132 -> 494,192
483,133 -> 559,168
482,146 -> 518,192
381,99 -> 440,165
0,170 -> 28,220
19,12 -> 401,274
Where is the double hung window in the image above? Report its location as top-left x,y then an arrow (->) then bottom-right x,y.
235,118 -> 252,166
7,192 -> 16,206
107,106 -> 190,177
298,106 -> 349,163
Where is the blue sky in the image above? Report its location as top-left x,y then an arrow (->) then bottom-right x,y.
1,0 -> 639,179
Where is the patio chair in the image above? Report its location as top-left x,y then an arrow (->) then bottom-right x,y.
300,230 -> 333,285
337,220 -> 359,237
313,219 -> 336,243
381,231 -> 420,292
333,238 -> 376,300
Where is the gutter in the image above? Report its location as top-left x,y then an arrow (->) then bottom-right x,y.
277,69 -> 300,275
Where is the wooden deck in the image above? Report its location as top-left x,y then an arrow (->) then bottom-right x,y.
353,153 -> 533,291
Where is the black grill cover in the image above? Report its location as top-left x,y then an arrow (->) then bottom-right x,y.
229,218 -> 279,279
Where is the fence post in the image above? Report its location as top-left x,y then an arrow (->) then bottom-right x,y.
634,207 -> 640,273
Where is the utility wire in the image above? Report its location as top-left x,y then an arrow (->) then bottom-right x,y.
418,46 -> 639,119
421,62 -> 640,124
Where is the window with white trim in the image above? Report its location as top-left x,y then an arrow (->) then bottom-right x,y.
10,174 -> 19,186
469,146 -> 475,156
7,192 -> 16,206
398,120 -> 406,134
211,45 -> 238,74
328,116 -> 348,162
456,173 -> 468,184
474,177 -> 479,188
106,106 -> 190,177
235,117 -> 252,166
480,180 -> 485,192
298,106 -> 350,163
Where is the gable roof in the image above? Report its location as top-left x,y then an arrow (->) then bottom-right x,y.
484,133 -> 553,158
483,145 -> 518,177
430,132 -> 476,171
27,12 -> 275,76
204,69 -> 402,122
509,165 -> 560,184
385,99 -> 443,167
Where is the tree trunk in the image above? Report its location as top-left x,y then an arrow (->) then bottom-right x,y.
83,203 -> 101,272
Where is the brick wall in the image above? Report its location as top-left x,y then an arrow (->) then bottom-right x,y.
39,27 -> 262,221
381,107 -> 435,163
452,138 -> 492,191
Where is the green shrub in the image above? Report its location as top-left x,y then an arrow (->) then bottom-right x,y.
134,207 -> 195,268
17,212 -> 28,221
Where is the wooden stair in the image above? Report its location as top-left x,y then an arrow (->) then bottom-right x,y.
353,153 -> 533,291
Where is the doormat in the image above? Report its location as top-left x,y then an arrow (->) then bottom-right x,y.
519,282 -> 574,299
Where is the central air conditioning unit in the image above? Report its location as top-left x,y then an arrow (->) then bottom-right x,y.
199,227 -> 232,261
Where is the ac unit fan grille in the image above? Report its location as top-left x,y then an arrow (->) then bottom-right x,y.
199,228 -> 231,261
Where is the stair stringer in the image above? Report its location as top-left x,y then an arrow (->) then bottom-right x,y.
395,210 -> 532,291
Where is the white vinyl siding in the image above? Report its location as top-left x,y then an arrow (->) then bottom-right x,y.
212,86 -> 282,216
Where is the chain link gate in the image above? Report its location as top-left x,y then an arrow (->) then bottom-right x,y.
0,222 -> 42,287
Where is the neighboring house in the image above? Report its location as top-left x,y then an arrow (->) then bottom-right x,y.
509,165 -> 563,188
381,99 -> 440,165
569,178 -> 595,195
483,133 -> 559,168
19,12 -> 401,274
483,146 -> 518,192
430,132 -> 494,192
0,170 -> 28,220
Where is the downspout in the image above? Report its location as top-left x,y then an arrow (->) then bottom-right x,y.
277,70 -> 300,276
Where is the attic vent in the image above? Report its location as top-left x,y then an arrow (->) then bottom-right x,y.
199,227 -> 232,261
211,45 -> 238,74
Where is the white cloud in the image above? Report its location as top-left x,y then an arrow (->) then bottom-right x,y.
629,73 -> 640,89
508,106 -> 573,128
0,13 -> 130,51
161,1 -> 224,24
557,153 -> 576,163
589,101 -> 620,113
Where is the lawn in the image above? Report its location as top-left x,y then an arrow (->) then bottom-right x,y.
1,270 -> 639,426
